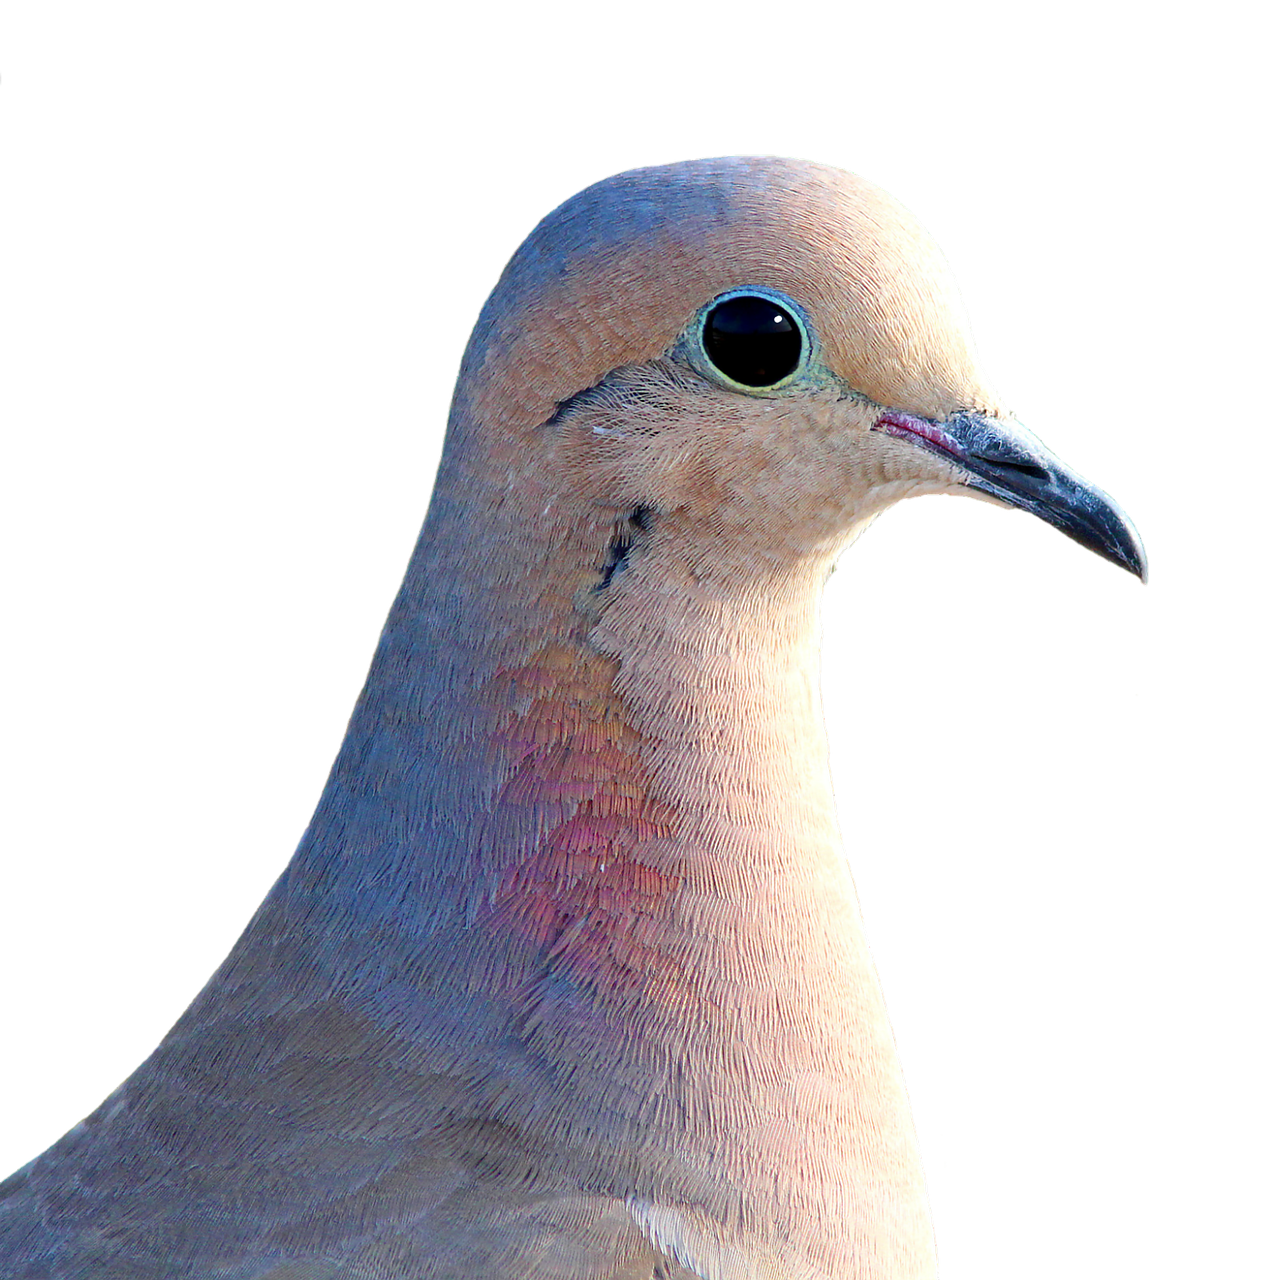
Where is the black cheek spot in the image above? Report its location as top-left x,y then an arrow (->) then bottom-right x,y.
597,506 -> 656,590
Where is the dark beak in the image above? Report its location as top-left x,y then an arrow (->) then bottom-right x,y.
874,409 -> 1147,581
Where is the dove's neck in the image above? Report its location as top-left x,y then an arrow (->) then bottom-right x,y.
587,544 -> 847,897
355,501 -> 845,890
300,469 -> 854,931
284,449 -> 933,1277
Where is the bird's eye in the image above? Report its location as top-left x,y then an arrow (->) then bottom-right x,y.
702,294 -> 803,388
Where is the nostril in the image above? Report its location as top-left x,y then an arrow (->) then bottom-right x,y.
973,455 -> 1050,482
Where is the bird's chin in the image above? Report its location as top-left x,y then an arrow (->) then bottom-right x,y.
958,484 -> 1040,513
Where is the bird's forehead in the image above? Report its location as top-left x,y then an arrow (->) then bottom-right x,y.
466,157 -> 999,425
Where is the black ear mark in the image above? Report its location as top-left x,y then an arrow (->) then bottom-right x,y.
598,506 -> 656,590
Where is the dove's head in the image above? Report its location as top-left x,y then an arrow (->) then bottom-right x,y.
442,157 -> 1144,607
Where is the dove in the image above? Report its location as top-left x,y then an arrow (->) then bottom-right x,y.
0,156 -> 1144,1280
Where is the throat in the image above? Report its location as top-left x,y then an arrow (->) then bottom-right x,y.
467,546 -> 841,912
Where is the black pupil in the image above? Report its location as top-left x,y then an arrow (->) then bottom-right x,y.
703,295 -> 801,387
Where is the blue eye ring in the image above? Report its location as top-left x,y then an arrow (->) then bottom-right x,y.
687,286 -> 816,395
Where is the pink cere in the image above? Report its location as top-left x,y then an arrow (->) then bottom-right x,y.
873,410 -> 962,461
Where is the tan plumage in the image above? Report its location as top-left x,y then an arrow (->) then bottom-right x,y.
0,157 -> 1143,1278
